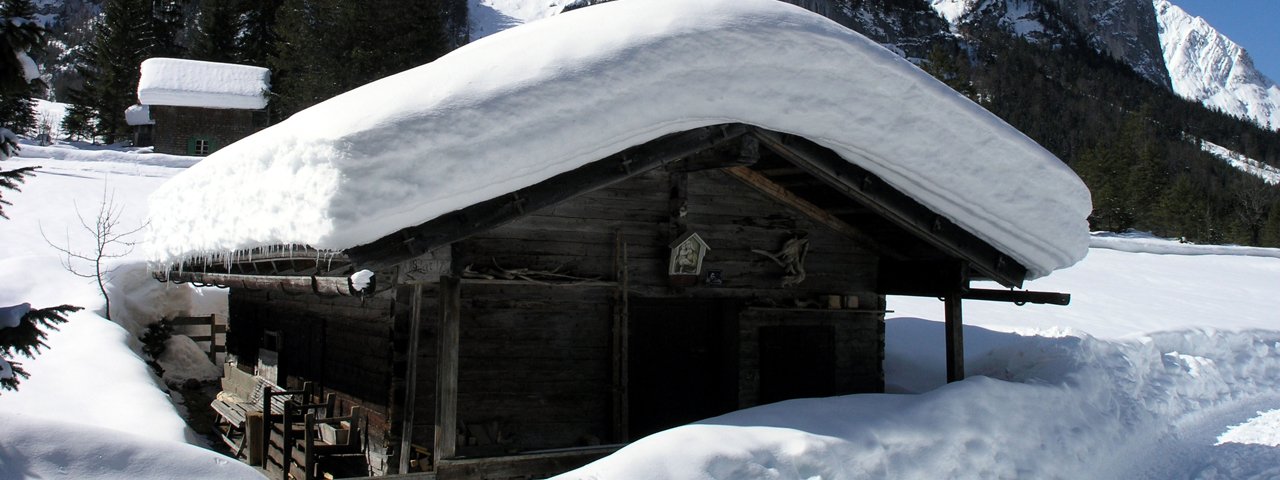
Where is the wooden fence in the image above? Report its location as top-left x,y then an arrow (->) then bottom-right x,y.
170,314 -> 227,363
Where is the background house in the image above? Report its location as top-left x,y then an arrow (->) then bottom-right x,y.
135,58 -> 270,156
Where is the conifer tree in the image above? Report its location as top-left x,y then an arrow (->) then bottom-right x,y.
0,0 -> 40,136
235,0 -> 283,66
70,0 -> 152,143
190,0 -> 240,63
0,304 -> 81,392
271,0 -> 466,119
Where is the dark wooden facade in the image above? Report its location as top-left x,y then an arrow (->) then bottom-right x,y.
172,124 -> 1064,479
149,105 -> 268,156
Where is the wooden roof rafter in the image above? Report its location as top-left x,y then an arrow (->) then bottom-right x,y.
748,127 -> 1028,288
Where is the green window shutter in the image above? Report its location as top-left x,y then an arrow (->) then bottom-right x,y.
187,137 -> 197,155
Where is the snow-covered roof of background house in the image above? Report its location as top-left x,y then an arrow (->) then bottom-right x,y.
145,0 -> 1091,279
124,104 -> 153,126
137,58 -> 270,110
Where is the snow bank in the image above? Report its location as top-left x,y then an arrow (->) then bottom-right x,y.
560,329 -> 1280,479
1090,231 -> 1280,258
891,233 -> 1280,341
16,143 -> 199,168
0,412 -> 264,479
146,0 -> 1090,280
137,58 -> 270,110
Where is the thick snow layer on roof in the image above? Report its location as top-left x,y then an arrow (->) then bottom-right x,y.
125,104 -> 153,126
146,0 -> 1091,278
137,58 -> 270,110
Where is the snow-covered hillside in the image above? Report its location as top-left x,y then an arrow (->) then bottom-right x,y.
1155,0 -> 1280,131
1198,139 -> 1280,185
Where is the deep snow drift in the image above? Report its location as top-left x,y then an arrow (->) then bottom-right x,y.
146,0 -> 1090,280
0,143 -> 250,478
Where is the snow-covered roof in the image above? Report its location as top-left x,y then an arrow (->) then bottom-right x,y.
137,58 -> 270,110
145,0 -> 1091,279
125,104 -> 153,126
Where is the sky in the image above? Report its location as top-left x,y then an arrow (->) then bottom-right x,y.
1171,0 -> 1280,83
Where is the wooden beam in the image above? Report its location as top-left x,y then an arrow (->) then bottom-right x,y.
750,128 -> 1027,288
963,288 -> 1070,305
944,294 -> 964,383
154,270 -> 359,296
346,124 -> 750,271
611,232 -> 630,443
721,166 -> 904,260
398,283 -> 424,474
434,276 -> 462,464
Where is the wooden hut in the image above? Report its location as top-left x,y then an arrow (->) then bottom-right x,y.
135,58 -> 271,156
147,1 -> 1090,479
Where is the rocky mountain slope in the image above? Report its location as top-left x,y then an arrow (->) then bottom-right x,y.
929,0 -> 1279,131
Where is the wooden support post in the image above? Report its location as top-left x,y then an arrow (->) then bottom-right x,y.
944,294 -> 964,383
398,283 -> 424,474
434,276 -> 461,466
611,232 -> 630,442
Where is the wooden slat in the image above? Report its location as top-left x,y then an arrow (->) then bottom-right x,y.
434,277 -> 461,464
399,283 -> 424,475
945,294 -> 964,383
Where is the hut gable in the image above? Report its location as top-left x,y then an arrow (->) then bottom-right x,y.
134,58 -> 271,155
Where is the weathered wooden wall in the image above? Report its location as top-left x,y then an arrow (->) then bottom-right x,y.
226,289 -> 398,470
223,158 -> 889,477
425,163 -> 886,452
149,105 -> 267,156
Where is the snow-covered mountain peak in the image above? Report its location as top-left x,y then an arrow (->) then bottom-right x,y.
929,0 -> 971,25
1156,0 -> 1280,130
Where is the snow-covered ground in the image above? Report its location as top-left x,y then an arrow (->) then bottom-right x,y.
4,135 -> 1277,479
0,140 -> 259,479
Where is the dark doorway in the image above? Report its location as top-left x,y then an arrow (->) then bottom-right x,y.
628,298 -> 737,439
758,325 -> 835,404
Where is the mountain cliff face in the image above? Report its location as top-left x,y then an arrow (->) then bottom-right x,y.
930,0 -> 1169,86
930,0 -> 1279,131
1155,0 -> 1280,130
1045,0 -> 1168,86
